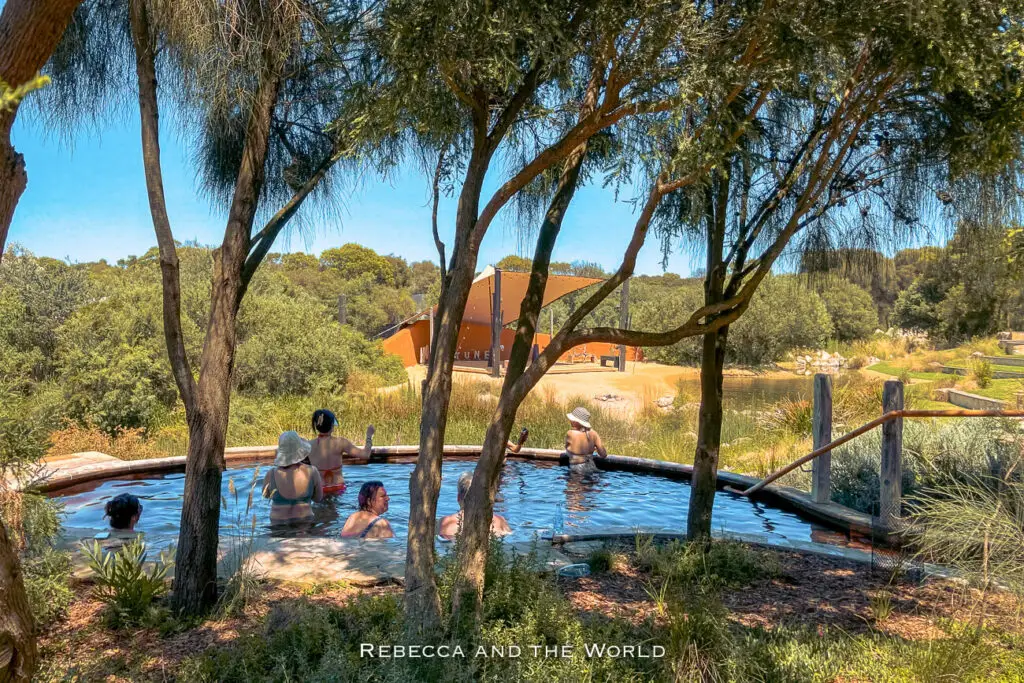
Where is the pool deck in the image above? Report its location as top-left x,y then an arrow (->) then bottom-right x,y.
37,446 -> 882,584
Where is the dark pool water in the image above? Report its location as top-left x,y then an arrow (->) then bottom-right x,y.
56,460 -> 820,546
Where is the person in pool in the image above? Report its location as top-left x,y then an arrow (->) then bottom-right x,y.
438,471 -> 511,541
307,409 -> 374,495
263,431 -> 324,523
105,493 -> 143,531
564,406 -> 607,475
340,481 -> 394,539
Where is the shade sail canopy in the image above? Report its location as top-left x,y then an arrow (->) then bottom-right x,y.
461,266 -> 603,326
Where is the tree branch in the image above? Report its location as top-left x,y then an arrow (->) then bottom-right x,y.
129,0 -> 196,412
241,148 -> 338,289
431,145 -> 447,284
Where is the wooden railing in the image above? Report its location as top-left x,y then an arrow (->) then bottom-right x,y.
735,375 -> 1024,529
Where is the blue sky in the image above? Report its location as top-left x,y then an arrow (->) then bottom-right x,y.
9,105 -> 698,276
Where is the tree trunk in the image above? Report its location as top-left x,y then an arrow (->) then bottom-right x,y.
0,0 -> 81,263
688,173 -> 730,542
0,519 -> 35,683
405,148 -> 490,635
449,56 -> 603,626
687,323 -> 728,541
168,51 -> 283,616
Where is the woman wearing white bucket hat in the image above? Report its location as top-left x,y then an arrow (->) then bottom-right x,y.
564,406 -> 607,475
262,431 -> 324,522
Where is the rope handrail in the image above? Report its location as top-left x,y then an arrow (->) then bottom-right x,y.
738,408 -> 1024,498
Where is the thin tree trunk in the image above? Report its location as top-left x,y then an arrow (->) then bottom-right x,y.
0,0 -> 81,264
405,146 -> 490,635
169,50 -> 284,615
451,116 -> 592,628
688,323 -> 728,541
688,173 -> 730,542
0,520 -> 35,683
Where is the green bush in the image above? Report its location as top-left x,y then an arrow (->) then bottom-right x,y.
816,277 -> 879,342
81,538 -> 173,628
830,418 -> 1021,515
23,547 -> 73,628
969,358 -> 993,388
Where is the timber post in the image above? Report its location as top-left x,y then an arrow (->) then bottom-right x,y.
618,278 -> 630,372
879,380 -> 904,531
490,268 -> 502,378
811,373 -> 833,504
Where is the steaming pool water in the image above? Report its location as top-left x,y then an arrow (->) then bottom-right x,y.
54,459 -> 828,549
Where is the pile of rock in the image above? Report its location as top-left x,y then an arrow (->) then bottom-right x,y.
876,327 -> 930,351
795,350 -> 848,375
593,393 -> 623,403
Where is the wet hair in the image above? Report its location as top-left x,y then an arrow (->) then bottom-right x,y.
358,481 -> 385,511
105,493 -> 141,530
312,409 -> 336,435
456,472 -> 473,506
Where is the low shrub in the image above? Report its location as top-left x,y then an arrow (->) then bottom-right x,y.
635,538 -> 779,590
23,547 -> 73,628
969,359 -> 993,388
81,538 -> 173,628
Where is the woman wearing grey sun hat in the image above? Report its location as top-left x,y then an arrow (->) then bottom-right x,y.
564,406 -> 607,475
262,431 -> 324,523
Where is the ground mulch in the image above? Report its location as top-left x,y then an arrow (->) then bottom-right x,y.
558,546 -> 1023,642
39,548 -> 1022,681
39,580 -> 401,682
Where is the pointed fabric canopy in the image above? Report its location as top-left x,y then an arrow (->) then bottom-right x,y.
461,266 -> 603,326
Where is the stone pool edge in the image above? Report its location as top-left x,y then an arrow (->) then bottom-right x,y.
33,446 -> 874,539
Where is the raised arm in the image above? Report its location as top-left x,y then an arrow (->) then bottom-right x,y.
347,425 -> 375,458
506,427 -> 529,454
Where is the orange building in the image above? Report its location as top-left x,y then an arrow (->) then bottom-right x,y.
382,267 -> 642,371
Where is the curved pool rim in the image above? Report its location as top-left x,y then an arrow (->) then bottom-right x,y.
38,445 -> 874,538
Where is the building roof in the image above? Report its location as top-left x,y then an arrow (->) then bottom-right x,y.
461,266 -> 602,326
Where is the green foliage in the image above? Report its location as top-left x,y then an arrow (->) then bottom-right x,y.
831,418 -> 1021,516
81,538 -> 173,628
321,244 -> 396,285
970,359 -> 994,388
635,538 -> 779,591
892,224 -> 1024,343
815,277 -> 879,342
23,547 -> 73,628
235,272 -> 405,395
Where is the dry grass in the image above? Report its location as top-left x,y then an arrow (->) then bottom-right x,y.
46,423 -> 168,462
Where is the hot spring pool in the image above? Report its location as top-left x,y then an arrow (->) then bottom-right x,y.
54,459 -> 826,548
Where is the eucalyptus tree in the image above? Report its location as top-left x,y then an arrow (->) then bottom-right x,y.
647,0 -> 1024,541
41,0 -> 362,614
126,0 -> 365,614
358,0 -> 719,633
448,0 -> 1024,623
0,0 -> 82,264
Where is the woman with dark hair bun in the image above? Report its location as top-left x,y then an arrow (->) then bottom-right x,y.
339,481 -> 394,539
105,493 -> 143,531
307,409 -> 374,495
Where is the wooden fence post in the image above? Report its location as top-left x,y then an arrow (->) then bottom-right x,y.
880,380 -> 904,530
812,373 -> 833,504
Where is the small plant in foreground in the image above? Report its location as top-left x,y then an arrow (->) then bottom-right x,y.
869,589 -> 894,624
586,545 -> 626,573
82,537 -> 173,627
218,468 -> 264,617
